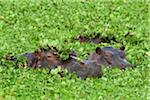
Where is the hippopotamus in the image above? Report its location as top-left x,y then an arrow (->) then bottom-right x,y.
88,46 -> 135,70
62,51 -> 103,79
75,34 -> 117,44
6,46 -> 62,70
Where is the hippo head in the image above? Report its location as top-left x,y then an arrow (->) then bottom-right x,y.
89,46 -> 134,70
32,48 -> 62,69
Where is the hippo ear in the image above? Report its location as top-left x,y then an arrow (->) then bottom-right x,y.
120,46 -> 125,51
52,46 -> 59,52
34,49 -> 40,54
96,47 -> 103,55
34,49 -> 41,58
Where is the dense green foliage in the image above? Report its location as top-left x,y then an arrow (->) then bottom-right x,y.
0,0 -> 149,99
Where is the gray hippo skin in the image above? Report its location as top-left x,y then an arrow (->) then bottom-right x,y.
62,51 -> 103,80
88,46 -> 134,70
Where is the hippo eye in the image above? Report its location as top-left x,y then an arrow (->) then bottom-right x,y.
47,55 -> 52,58
104,57 -> 112,65
104,51 -> 113,57
47,55 -> 51,58
105,53 -> 113,57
